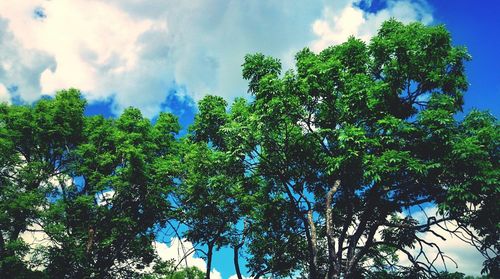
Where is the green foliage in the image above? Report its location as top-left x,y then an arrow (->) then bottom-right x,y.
226,20 -> 494,278
42,107 -> 180,278
0,90 -> 181,278
143,262 -> 205,279
0,89 -> 86,276
166,267 -> 205,279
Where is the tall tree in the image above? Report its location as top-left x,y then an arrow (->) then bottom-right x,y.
41,108 -> 180,278
189,20 -> 498,278
0,90 -> 182,278
0,89 -> 86,277
176,96 -> 249,279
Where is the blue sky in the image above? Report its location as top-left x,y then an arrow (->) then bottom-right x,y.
431,0 -> 499,118
1,0 -> 498,277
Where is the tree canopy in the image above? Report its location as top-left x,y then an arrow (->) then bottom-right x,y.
0,20 -> 498,279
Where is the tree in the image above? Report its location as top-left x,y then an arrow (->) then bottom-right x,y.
0,89 -> 86,277
439,110 -> 499,275
41,108 -> 180,278
176,96 -> 250,279
0,90 -> 182,278
190,20 -> 498,278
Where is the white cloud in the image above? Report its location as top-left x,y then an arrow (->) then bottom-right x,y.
416,225 -> 485,275
311,0 -> 433,52
0,16 -> 55,103
0,0 -> 324,116
155,238 -> 221,279
0,0 -> 435,117
0,83 -> 11,103
21,223 -> 52,248
211,269 -> 222,279
0,0 -> 159,113
399,206 -> 485,276
20,223 -> 54,271
312,3 -> 366,50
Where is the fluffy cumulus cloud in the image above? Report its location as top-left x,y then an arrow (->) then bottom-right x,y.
0,0 -> 433,117
155,238 -> 221,279
0,0 -> 160,115
0,16 -> 55,103
311,0 -> 433,51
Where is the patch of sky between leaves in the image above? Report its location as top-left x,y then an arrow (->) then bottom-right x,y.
159,85 -> 197,137
355,0 -> 389,13
6,84 -> 24,105
33,6 -> 47,20
84,97 -> 116,118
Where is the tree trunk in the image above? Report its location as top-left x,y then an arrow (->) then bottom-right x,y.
0,232 -> 5,274
86,225 -> 95,254
206,242 -> 214,279
233,244 -> 243,279
307,209 -> 319,279
280,179 -> 318,279
326,180 -> 340,279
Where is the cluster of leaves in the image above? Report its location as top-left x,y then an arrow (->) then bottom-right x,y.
0,20 -> 498,279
